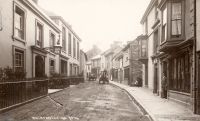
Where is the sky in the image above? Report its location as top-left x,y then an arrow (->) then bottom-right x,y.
38,0 -> 150,52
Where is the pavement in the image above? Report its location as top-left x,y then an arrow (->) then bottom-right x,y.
0,81 -> 150,121
110,81 -> 200,121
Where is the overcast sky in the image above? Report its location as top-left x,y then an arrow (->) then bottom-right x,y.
38,0 -> 150,52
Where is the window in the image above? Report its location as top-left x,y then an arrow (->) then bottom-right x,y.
49,32 -> 55,52
14,49 -> 25,71
124,68 -> 129,79
70,63 -> 73,76
141,40 -> 147,57
153,30 -> 159,54
161,6 -> 167,43
14,6 -> 25,40
62,27 -> 66,51
169,52 -> 190,93
171,1 -> 182,37
73,37 -> 76,58
49,59 -> 55,74
68,33 -> 72,56
36,22 -> 43,48
77,42 -> 79,60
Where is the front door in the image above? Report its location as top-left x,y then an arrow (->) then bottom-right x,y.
153,63 -> 158,94
35,55 -> 45,78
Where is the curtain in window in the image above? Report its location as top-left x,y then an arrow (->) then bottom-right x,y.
171,2 -> 182,36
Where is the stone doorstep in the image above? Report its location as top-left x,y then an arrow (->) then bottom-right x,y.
109,81 -> 200,121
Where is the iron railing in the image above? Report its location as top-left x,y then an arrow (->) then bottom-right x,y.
0,80 -> 48,110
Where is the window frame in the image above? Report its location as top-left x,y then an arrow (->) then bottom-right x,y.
170,0 -> 184,38
68,32 -> 72,56
13,46 -> 26,72
49,58 -> 55,75
13,2 -> 26,43
73,37 -> 76,58
62,26 -> 66,51
49,30 -> 55,52
35,20 -> 44,48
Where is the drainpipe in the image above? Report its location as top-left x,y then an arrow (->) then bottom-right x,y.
194,0 -> 197,114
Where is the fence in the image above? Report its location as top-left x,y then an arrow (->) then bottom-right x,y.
0,80 -> 48,110
48,77 -> 84,89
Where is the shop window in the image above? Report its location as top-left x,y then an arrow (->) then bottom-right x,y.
169,52 -> 190,93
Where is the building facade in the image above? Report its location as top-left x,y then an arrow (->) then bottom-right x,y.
91,55 -> 101,78
140,0 -> 196,113
0,0 -> 82,78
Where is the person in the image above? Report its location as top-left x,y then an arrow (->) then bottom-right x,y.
161,73 -> 167,98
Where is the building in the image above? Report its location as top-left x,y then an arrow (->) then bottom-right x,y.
111,41 -> 142,86
86,61 -> 92,79
112,50 -> 123,83
0,0 -> 61,78
0,0 -> 82,78
91,55 -> 101,78
129,40 -> 142,86
195,0 -> 200,114
80,50 -> 87,79
140,0 -> 196,113
102,46 -> 122,80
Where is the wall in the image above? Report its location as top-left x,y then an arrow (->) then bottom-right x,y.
0,0 -> 60,78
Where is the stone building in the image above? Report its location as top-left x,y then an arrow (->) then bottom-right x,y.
0,0 -> 82,78
140,0 -> 196,113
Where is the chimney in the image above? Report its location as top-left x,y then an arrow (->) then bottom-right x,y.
32,0 -> 38,4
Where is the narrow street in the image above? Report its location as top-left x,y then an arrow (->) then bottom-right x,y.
0,81 -> 150,121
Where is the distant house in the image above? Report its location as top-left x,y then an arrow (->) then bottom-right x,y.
91,55 -> 101,78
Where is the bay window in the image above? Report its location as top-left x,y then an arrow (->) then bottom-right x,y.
171,1 -> 182,37
161,6 -> 167,43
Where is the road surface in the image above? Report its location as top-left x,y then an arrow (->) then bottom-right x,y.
0,81 -> 150,121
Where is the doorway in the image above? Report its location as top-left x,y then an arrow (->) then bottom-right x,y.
153,63 -> 158,94
35,55 -> 45,78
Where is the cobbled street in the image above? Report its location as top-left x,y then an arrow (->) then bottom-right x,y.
0,81 -> 150,121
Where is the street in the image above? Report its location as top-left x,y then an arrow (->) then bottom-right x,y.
0,81 -> 150,121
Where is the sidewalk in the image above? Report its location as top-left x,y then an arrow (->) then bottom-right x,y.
110,81 -> 200,121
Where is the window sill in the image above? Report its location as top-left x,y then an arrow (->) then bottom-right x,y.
12,36 -> 26,45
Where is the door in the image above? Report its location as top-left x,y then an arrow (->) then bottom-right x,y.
153,63 -> 158,94
35,55 -> 45,78
196,53 -> 200,114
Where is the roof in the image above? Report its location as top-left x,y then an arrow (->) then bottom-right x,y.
140,0 -> 157,24
22,0 -> 60,33
91,55 -> 101,60
49,16 -> 82,42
